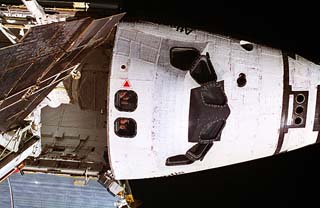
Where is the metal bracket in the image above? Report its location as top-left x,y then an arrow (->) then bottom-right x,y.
0,23 -> 17,44
22,85 -> 39,100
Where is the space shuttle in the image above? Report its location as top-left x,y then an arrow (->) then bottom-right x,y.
1,1 -> 320,207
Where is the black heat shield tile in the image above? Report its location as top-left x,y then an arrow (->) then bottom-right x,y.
0,13 -> 125,132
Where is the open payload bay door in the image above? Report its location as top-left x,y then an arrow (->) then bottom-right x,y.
0,13 -> 125,133
0,13 -> 125,182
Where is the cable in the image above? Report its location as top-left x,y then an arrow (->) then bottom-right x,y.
7,177 -> 15,208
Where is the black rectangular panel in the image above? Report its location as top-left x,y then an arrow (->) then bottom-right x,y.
314,86 -> 320,131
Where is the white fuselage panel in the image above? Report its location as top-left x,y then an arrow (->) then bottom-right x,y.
108,22 -> 320,179
281,56 -> 320,151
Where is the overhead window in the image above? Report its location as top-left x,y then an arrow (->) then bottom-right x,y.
114,90 -> 138,112
114,117 -> 137,138
189,53 -> 217,84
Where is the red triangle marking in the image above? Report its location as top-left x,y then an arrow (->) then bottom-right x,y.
123,80 -> 131,88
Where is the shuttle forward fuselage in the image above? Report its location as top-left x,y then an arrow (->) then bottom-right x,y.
107,22 -> 320,179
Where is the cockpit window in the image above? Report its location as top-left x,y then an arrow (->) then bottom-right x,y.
170,47 -> 200,71
115,90 -> 138,112
114,117 -> 137,138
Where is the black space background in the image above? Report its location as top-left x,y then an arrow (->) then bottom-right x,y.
119,1 -> 320,208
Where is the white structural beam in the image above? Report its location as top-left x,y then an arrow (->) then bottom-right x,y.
21,0 -> 48,24
0,24 -> 17,44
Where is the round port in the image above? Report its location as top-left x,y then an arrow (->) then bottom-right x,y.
237,73 -> 247,87
295,106 -> 304,115
296,94 -> 305,104
294,117 -> 303,125
240,40 -> 254,51
121,64 -> 126,70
